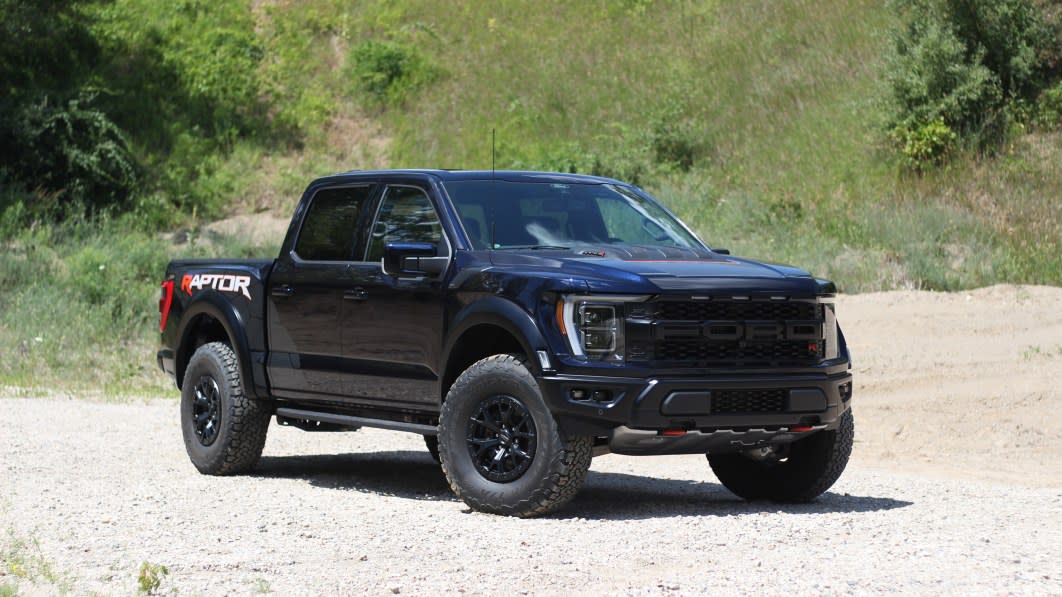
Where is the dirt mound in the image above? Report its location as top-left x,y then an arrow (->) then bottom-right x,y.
839,284 -> 1062,486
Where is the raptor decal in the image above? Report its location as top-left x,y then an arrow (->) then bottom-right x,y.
180,273 -> 252,301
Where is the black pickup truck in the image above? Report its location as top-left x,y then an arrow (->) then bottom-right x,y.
157,169 -> 854,517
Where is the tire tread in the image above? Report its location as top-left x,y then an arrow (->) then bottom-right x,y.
182,342 -> 270,475
439,354 -> 592,517
708,410 -> 854,503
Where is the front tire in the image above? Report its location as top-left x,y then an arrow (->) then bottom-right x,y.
438,354 -> 592,517
180,342 -> 270,475
708,410 -> 854,502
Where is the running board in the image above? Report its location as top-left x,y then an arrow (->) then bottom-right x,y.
275,407 -> 438,436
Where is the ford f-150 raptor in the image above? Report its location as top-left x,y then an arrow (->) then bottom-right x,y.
157,170 -> 854,517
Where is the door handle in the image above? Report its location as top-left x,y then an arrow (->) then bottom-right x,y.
271,284 -> 294,297
344,288 -> 368,301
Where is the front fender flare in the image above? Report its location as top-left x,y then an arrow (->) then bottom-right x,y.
443,296 -> 550,375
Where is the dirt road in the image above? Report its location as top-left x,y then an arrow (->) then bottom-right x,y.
2,285 -> 1060,595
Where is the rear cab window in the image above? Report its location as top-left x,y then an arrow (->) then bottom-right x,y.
295,185 -> 375,261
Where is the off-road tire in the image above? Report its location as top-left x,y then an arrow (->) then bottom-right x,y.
708,410 -> 854,502
180,342 -> 271,475
424,434 -> 441,463
438,354 -> 593,517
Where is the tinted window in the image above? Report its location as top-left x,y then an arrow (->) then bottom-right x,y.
295,186 -> 372,261
366,186 -> 445,261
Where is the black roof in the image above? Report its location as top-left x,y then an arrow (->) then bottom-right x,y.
317,169 -> 627,186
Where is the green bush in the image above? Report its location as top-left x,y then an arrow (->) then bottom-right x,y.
0,1 -> 139,219
649,101 -> 701,172
1,91 -> 139,217
347,40 -> 439,106
137,561 -> 168,595
1034,80 -> 1062,127
65,230 -> 169,325
92,0 -> 268,138
892,116 -> 958,168
885,0 -> 1061,162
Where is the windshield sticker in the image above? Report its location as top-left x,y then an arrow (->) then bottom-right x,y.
180,273 -> 252,301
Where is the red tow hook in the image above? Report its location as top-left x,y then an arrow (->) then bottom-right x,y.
661,429 -> 687,437
789,425 -> 814,433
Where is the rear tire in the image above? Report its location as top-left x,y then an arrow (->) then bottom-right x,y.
708,410 -> 854,502
180,342 -> 270,475
438,354 -> 592,517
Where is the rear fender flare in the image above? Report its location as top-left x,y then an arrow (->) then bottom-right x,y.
174,292 -> 257,399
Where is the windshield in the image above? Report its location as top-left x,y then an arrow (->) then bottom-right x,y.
443,180 -> 707,252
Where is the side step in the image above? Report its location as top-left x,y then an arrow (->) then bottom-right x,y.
275,407 -> 438,436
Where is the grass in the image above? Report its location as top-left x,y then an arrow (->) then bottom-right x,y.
211,0 -> 1061,290
1,0 -> 1060,393
0,527 -> 72,595
136,562 -> 168,595
0,525 -> 174,595
0,217 -> 277,396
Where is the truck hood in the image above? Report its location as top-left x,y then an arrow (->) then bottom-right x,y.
486,246 -> 829,295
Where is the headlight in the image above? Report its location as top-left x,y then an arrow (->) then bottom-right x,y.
820,298 -> 839,360
557,295 -> 650,361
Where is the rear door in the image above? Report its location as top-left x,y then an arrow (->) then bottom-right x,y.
342,183 -> 451,408
266,184 -> 376,399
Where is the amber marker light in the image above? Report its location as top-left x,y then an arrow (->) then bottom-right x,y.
555,299 -> 568,335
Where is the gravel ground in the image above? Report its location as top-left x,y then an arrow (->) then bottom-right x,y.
1,398 -> 1060,596
3,285 -> 1062,595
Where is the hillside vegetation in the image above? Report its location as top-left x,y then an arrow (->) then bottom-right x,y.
1,0 -> 1060,393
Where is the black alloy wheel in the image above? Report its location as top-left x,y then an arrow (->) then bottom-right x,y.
180,342 -> 271,475
191,375 -> 222,446
466,395 -> 538,482
438,354 -> 594,517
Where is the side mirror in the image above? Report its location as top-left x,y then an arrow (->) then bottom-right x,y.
383,242 -> 448,276
713,248 -> 730,255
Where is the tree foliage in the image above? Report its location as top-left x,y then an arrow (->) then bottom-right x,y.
886,0 -> 1062,166
0,0 -> 138,216
347,39 -> 439,107
0,0 -> 275,225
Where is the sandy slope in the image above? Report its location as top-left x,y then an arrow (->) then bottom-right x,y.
839,284 -> 1062,486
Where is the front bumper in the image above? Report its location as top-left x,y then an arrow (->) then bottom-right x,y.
537,369 -> 853,455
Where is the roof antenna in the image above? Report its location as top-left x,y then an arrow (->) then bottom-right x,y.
490,128 -> 497,250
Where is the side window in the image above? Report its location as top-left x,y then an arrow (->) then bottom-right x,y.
294,186 -> 372,261
366,186 -> 447,261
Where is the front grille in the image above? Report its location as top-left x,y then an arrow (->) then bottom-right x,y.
711,389 -> 786,414
631,298 -> 827,367
656,301 -> 822,321
656,339 -> 824,363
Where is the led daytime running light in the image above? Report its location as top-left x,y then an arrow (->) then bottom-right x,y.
560,295 -> 650,360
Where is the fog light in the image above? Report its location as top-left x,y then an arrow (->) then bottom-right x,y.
839,382 -> 853,402
591,390 -> 612,402
570,389 -> 587,400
